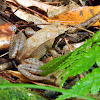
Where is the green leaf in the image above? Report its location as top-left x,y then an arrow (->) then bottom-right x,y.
92,31 -> 100,42
60,67 -> 100,99
60,43 -> 100,87
39,52 -> 72,75
96,53 -> 100,67
56,93 -> 95,100
39,32 -> 95,76
39,31 -> 100,87
37,31 -> 100,99
0,82 -> 95,100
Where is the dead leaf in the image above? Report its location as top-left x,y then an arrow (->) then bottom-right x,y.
0,23 -> 16,51
0,62 -> 13,70
8,5 -> 49,28
7,70 -> 31,83
5,0 -> 78,28
6,0 -> 100,27
6,0 -> 67,17
49,6 -> 100,26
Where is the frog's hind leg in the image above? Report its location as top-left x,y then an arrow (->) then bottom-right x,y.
18,64 -> 54,82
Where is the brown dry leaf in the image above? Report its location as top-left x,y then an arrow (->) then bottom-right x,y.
6,0 -> 100,27
6,0 -> 67,17
0,62 -> 13,70
0,58 -> 13,70
0,23 -> 16,51
6,0 -> 67,28
6,0 -> 78,28
49,6 -> 100,26
7,5 -> 49,28
0,71 -> 17,83
7,70 -> 31,83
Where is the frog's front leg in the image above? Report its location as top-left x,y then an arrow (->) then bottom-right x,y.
9,32 -> 26,60
18,58 -> 55,82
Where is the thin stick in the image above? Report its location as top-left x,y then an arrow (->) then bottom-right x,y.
0,52 -> 9,58
64,38 -> 72,52
74,25 -> 94,34
44,1 -> 63,5
80,11 -> 100,28
79,0 -> 85,6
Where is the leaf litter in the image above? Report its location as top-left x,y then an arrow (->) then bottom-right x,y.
0,0 -> 100,99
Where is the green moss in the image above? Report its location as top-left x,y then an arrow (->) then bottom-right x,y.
0,78 -> 45,100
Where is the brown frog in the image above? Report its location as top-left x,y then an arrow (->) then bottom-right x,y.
9,24 -> 67,82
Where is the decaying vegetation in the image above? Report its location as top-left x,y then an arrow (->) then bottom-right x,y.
0,0 -> 100,99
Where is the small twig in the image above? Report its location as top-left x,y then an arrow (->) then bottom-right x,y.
19,23 -> 51,27
13,6 -> 21,14
0,52 -> 9,58
64,38 -> 72,52
80,11 -> 100,28
0,12 -> 15,24
69,0 -> 75,4
73,25 -> 94,34
44,1 -> 63,5
32,81 -> 57,87
78,0 -> 85,6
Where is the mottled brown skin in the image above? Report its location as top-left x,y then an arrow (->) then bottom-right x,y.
9,32 -> 54,82
9,24 -> 67,82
